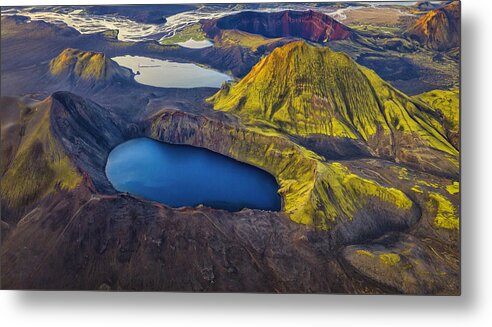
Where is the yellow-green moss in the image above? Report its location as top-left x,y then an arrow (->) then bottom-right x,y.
362,67 -> 458,158
1,99 -> 82,207
414,89 -> 459,134
208,41 -> 388,140
411,185 -> 424,193
356,249 -> 375,257
208,41 -> 459,169
228,136 -> 414,229
225,128 -> 322,226
159,24 -> 208,45
446,181 -> 460,195
312,162 -> 413,227
379,253 -> 401,266
417,180 -> 439,189
49,48 -> 125,81
398,167 -> 410,180
213,29 -> 283,51
427,192 -> 459,230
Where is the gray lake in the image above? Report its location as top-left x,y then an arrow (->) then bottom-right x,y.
112,55 -> 232,88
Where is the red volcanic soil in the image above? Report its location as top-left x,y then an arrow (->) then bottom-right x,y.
203,10 -> 354,43
407,1 -> 460,51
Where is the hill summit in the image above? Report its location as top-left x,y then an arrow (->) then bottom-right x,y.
49,48 -> 132,85
406,1 -> 460,51
208,41 -> 458,175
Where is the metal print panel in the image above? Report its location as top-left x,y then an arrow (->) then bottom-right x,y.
0,1 -> 461,294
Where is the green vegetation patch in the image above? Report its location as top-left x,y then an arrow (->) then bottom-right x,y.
213,30 -> 283,51
427,192 -> 459,230
159,24 -> 208,45
446,181 -> 460,195
414,89 -> 460,136
379,253 -> 401,266
209,41 -> 459,167
1,99 -> 82,208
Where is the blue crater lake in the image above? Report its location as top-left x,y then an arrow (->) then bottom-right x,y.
105,138 -> 281,212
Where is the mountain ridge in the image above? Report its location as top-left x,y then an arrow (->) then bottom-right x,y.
406,1 -> 460,51
209,41 -> 458,176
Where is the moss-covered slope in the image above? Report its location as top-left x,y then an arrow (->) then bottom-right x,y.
49,48 -> 132,85
413,88 -> 460,148
208,41 -> 458,175
1,97 -> 82,208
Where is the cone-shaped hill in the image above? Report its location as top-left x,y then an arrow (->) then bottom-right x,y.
406,1 -> 460,51
208,41 -> 459,176
49,48 -> 132,87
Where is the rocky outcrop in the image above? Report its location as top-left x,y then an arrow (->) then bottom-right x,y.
202,10 -> 354,44
406,1 -> 460,51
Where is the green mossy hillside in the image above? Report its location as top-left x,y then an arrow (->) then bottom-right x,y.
213,30 -> 285,51
413,88 -> 459,148
49,48 -> 131,81
208,41 -> 458,173
159,24 -> 208,45
209,41 -> 387,140
1,98 -> 82,208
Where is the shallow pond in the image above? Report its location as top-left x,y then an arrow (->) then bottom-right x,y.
112,55 -> 232,88
106,138 -> 281,212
